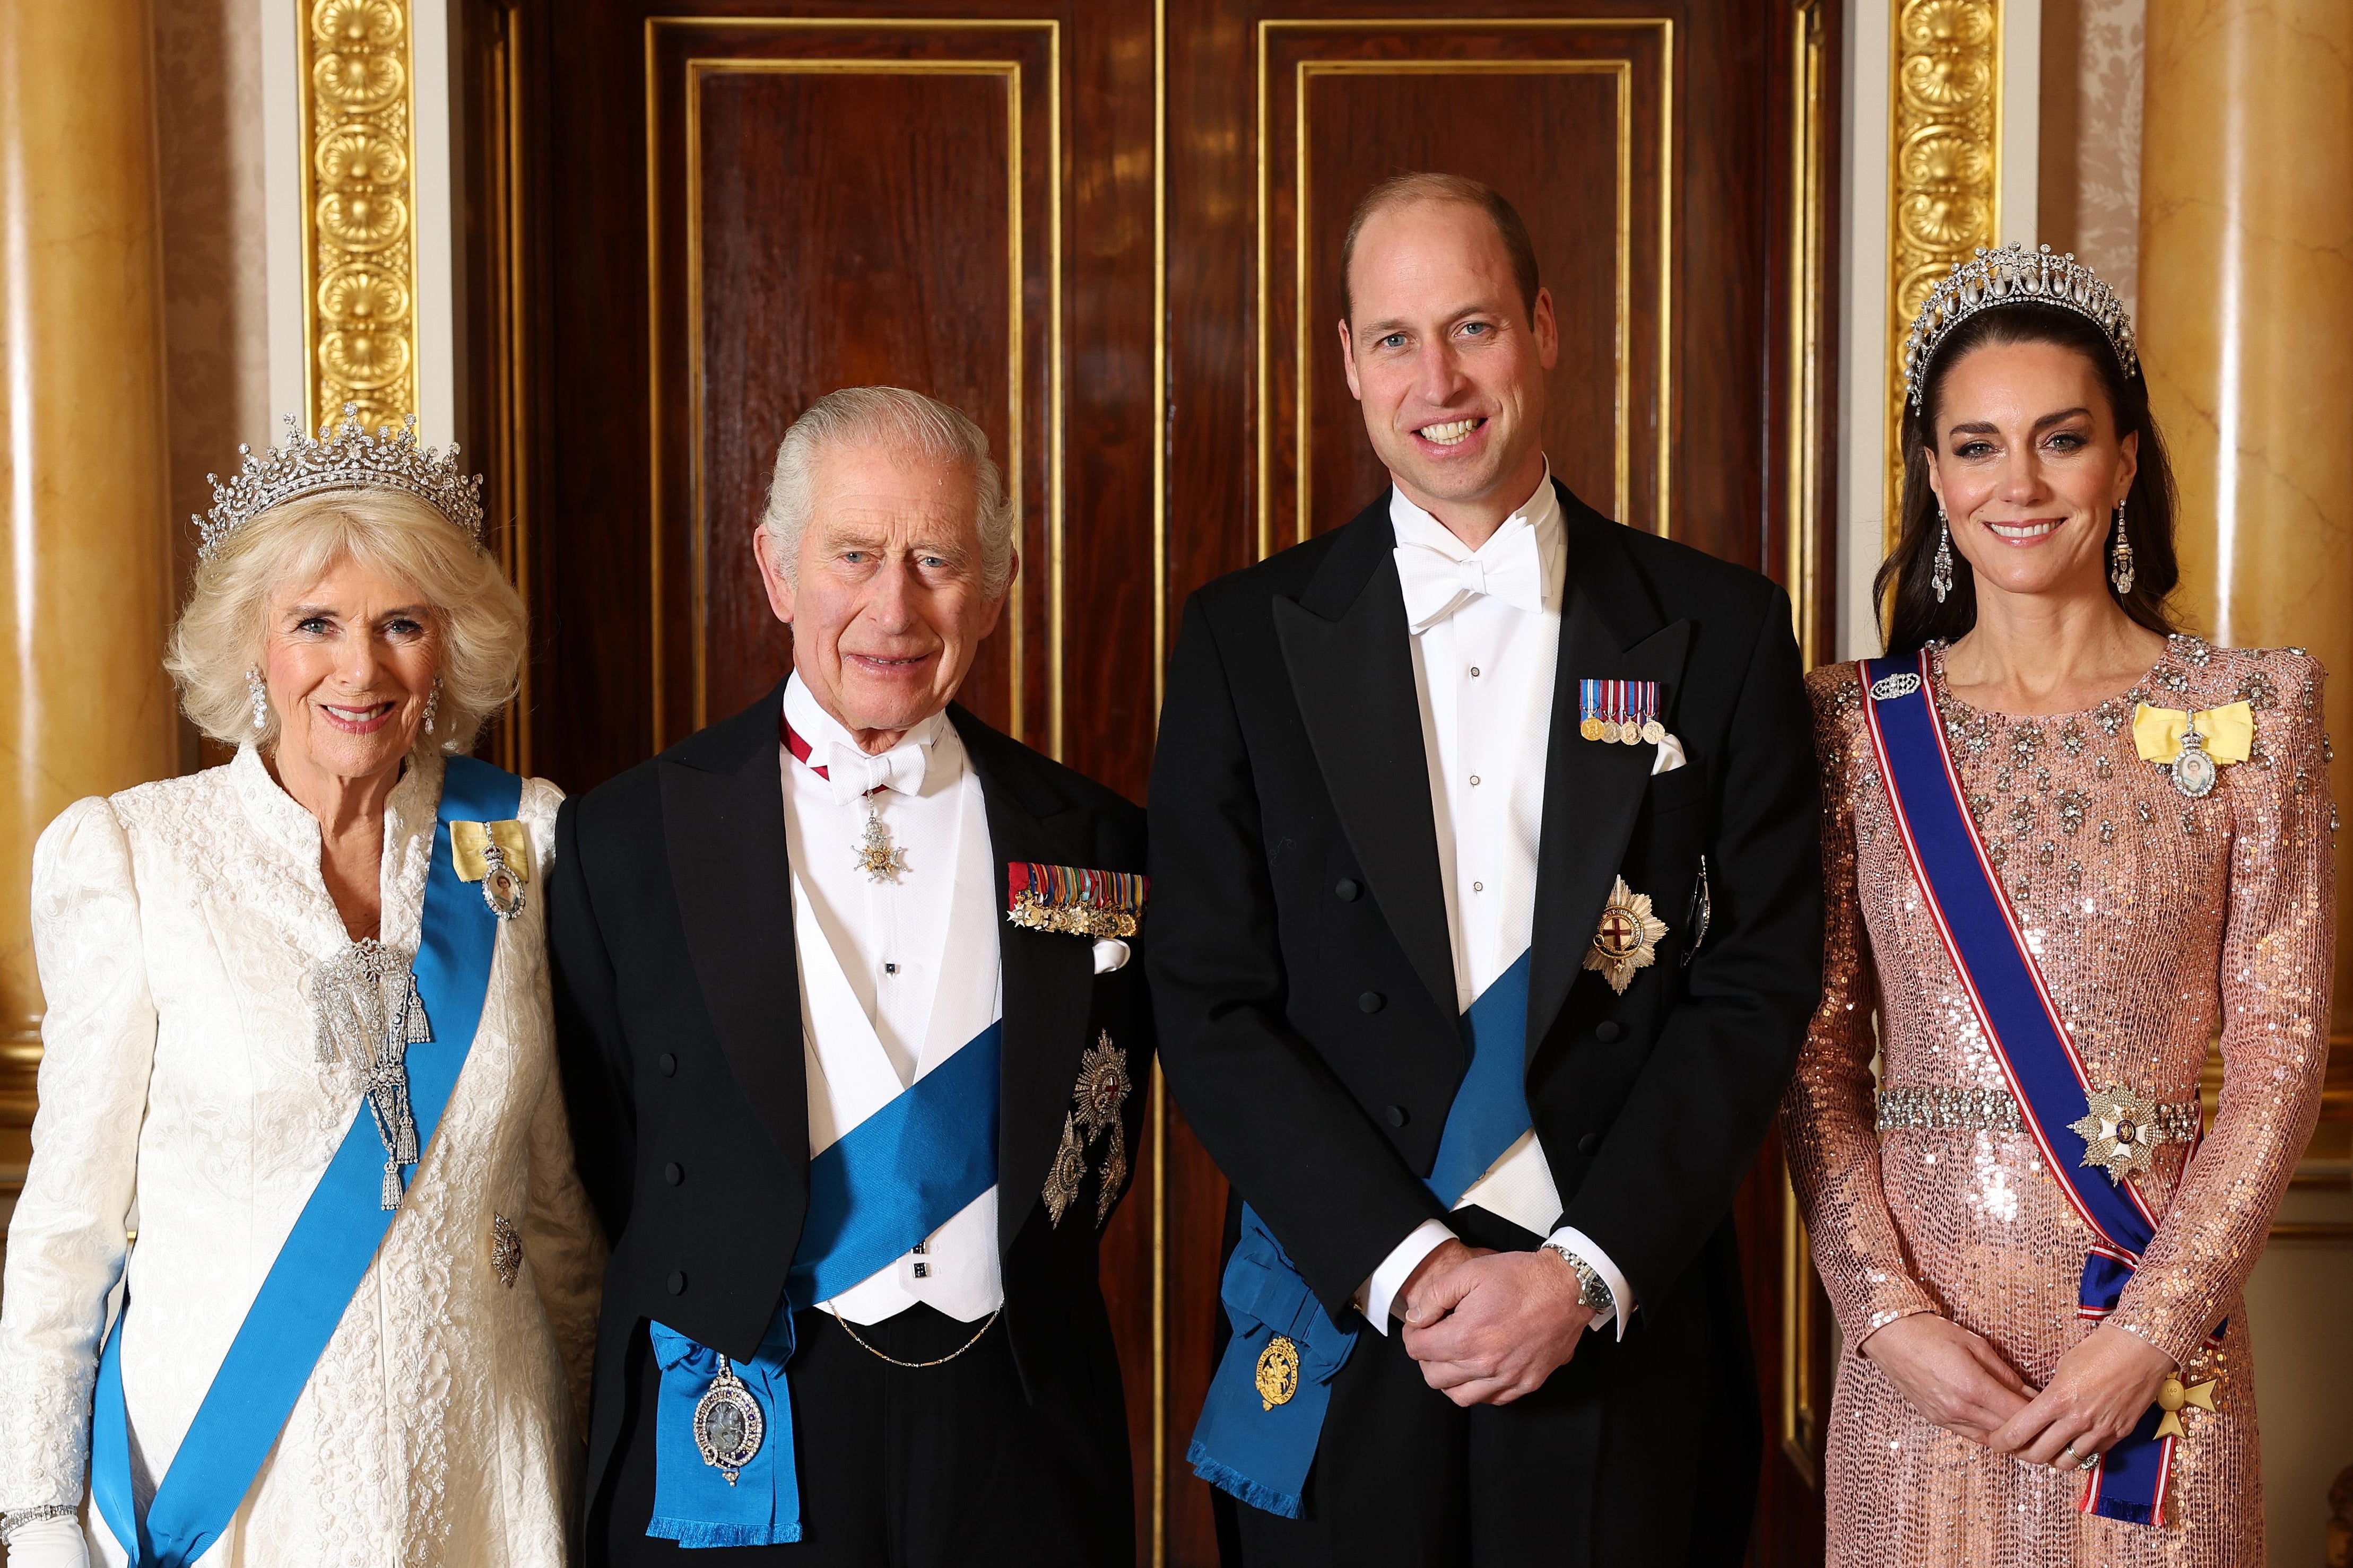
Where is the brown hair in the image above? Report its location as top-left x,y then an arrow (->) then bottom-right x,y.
1876,304 -> 2181,658
1339,173 -> 1540,328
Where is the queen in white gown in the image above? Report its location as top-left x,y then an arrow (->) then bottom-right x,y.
0,415 -> 605,1566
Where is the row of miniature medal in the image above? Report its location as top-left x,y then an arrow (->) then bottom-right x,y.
1577,678 -> 1664,746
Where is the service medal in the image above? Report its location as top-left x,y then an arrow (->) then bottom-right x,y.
1640,719 -> 1666,745
1255,1334 -> 1301,1410
1579,717 -> 1606,742
1583,875 -> 1669,995
692,1355 -> 765,1485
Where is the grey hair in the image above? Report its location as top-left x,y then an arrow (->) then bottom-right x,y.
757,386 -> 1015,596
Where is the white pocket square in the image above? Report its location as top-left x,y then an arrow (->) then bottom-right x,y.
1651,734 -> 1688,775
1091,938 -> 1131,974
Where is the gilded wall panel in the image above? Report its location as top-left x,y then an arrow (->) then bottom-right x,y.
298,0 -> 421,431
1885,0 -> 2001,539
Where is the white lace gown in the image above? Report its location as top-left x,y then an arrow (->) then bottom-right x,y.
0,746 -> 606,1565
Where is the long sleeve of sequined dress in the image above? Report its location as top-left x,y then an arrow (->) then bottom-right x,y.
0,747 -> 605,1567
1783,670 -> 1943,1346
1783,640 -> 2333,1567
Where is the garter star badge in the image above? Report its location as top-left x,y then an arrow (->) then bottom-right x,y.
693,1355 -> 765,1485
2069,1084 -> 2162,1182
1584,876 -> 1669,995
1255,1334 -> 1301,1410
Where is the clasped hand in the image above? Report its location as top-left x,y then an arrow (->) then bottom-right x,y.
1393,1239 -> 1593,1407
1860,1313 -> 2173,1469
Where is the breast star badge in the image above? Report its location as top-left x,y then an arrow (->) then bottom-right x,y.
1584,876 -> 1669,995
2069,1083 -> 2161,1183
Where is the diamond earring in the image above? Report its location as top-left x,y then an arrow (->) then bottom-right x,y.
2108,498 -> 2135,596
246,669 -> 269,731
420,679 -> 440,737
1931,508 -> 1956,604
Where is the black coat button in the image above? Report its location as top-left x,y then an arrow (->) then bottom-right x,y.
657,1052 -> 678,1076
1384,1104 -> 1409,1128
666,1270 -> 688,1295
1334,878 -> 1361,901
1595,1021 -> 1622,1043
663,1162 -> 684,1186
1576,1133 -> 1602,1156
1358,991 -> 1385,1013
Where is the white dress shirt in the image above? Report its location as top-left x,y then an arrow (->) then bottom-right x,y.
1353,469 -> 1638,1339
780,676 -> 1004,1324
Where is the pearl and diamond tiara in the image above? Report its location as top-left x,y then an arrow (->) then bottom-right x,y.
1902,243 -> 2137,412
194,404 -> 486,561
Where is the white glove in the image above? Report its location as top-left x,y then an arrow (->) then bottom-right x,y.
2,1514 -> 92,1567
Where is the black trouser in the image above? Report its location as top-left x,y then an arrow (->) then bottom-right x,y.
597,1302 -> 1133,1568
1216,1207 -> 1757,1568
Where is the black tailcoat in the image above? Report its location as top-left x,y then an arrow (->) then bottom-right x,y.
550,683 -> 1151,1561
1149,483 -> 1822,1564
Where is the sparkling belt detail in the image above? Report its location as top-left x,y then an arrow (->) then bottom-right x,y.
1875,1083 -> 2200,1142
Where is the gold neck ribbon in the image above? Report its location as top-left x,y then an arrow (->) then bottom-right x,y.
2131,701 -> 2253,767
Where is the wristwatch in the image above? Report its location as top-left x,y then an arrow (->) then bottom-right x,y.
1542,1241 -> 1615,1317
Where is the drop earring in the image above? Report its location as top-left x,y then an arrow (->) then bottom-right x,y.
420,679 -> 440,737
2108,498 -> 2135,596
1931,507 -> 1955,604
246,669 -> 269,731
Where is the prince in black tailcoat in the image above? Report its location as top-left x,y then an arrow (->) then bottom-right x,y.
1151,178 -> 1821,1565
551,390 -> 1149,1566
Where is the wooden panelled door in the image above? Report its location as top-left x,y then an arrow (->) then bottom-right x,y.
455,2 -> 1840,1562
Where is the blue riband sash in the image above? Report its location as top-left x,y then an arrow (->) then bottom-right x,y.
1189,951 -> 1533,1519
648,1021 -> 1002,1547
90,755 -> 519,1567
1861,653 -> 2206,1526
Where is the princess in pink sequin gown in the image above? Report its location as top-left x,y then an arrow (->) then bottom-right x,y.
1782,245 -> 2334,1566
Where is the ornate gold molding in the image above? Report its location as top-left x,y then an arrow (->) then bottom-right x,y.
298,0 -> 422,432
1787,0 -> 1830,670
1883,0 -> 2000,545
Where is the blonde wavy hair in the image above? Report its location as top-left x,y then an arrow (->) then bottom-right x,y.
167,488 -> 527,752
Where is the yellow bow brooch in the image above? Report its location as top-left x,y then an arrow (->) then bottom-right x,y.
2132,701 -> 2252,800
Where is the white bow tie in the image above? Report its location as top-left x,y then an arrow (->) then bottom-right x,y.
1393,524 -> 1547,631
816,738 -> 928,806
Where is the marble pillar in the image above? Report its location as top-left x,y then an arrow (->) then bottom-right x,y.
0,2 -> 179,1138
2138,0 -> 2353,1035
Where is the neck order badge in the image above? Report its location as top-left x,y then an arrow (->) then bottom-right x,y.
90,756 -> 520,1567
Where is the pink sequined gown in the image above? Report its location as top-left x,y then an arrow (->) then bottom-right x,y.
1784,638 -> 2334,1565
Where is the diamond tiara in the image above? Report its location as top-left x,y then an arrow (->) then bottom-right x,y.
1902,243 -> 2137,411
195,404 -> 487,561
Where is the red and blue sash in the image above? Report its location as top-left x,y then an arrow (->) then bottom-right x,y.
1860,651 -> 2211,1526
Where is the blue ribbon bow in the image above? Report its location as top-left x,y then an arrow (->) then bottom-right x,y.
648,1316 -> 803,1547
1189,952 -> 1534,1519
